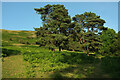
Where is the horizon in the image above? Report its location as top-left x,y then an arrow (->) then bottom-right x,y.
2,2 -> 118,32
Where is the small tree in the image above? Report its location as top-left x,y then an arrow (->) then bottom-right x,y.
116,31 -> 120,56
99,28 -> 118,56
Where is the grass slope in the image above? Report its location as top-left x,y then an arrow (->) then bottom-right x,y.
1,29 -> 120,78
2,55 -> 27,78
1,29 -> 37,46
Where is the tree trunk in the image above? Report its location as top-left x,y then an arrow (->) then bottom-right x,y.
87,45 -> 89,56
59,46 -> 61,51
91,26 -> 93,32
47,14 -> 49,23
80,21 -> 85,52
83,50 -> 85,53
83,36 -> 85,43
87,27 -> 89,32
80,38 -> 82,43
48,15 -> 51,20
56,18 -> 59,34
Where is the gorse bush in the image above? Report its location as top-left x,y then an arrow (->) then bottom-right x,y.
2,41 -> 12,47
22,49 -> 98,72
2,48 -> 21,57
101,56 -> 120,72
101,56 -> 120,78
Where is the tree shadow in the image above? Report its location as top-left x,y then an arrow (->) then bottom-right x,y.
2,48 -> 21,57
50,71 -> 68,79
100,56 -> 120,78
49,51 -> 100,78
59,51 -> 99,65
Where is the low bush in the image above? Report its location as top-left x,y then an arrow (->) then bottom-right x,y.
101,56 -> 120,78
2,48 -> 21,57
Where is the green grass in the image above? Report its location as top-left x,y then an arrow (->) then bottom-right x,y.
2,29 -> 120,78
2,45 -> 114,78
1,29 -> 37,45
2,45 -> 97,78
2,55 -> 28,78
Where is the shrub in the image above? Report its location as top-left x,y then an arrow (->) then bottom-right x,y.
2,41 -> 12,47
9,38 -> 13,41
2,48 -> 21,57
101,56 -> 120,78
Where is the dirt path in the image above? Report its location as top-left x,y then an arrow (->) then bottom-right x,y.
12,44 -> 25,46
2,55 -> 27,78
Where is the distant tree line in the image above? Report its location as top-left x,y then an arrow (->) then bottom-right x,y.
34,4 -> 119,56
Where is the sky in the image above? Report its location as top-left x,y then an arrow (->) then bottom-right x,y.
2,2 -> 118,32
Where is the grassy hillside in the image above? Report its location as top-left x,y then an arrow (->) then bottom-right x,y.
1,29 -> 120,78
1,29 -> 37,46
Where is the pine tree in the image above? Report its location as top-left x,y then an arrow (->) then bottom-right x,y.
83,12 -> 106,55
34,4 -> 71,51
72,14 -> 85,52
72,12 -> 106,55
